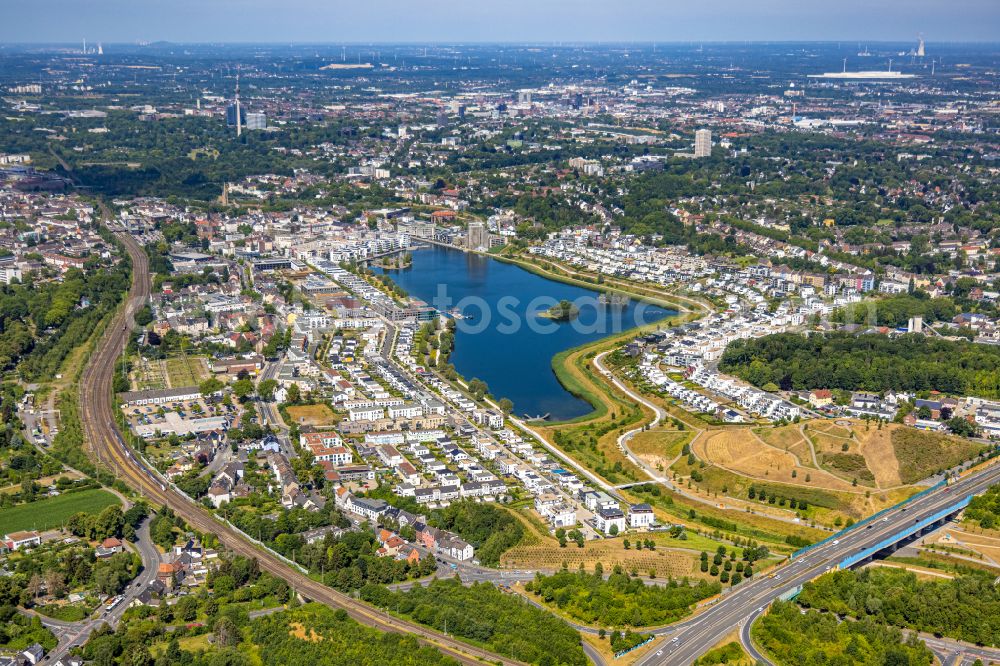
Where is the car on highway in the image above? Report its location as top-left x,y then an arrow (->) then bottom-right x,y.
832,539 -> 840,545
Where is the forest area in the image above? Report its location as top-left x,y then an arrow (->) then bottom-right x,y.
720,331 -> 1000,397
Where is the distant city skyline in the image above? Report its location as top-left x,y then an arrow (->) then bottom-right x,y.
3,0 -> 999,44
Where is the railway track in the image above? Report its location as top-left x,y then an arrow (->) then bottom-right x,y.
79,226 -> 518,666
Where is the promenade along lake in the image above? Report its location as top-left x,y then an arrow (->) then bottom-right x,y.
374,245 -> 673,421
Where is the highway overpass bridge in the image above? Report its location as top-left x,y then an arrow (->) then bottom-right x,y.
637,462 -> 1000,666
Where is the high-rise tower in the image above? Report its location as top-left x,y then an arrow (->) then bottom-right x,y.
694,129 -> 712,158
234,74 -> 242,138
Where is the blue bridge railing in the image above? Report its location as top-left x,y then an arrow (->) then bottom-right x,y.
791,479 -> 946,560
837,495 -> 971,570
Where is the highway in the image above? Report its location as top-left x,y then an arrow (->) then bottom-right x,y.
78,226 -> 520,666
588,340 -> 1000,663
633,460 -> 1000,665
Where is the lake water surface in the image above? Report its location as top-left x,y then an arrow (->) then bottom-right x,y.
375,246 -> 674,421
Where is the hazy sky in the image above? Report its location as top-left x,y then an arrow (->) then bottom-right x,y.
4,0 -> 998,43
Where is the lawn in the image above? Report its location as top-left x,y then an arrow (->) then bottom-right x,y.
629,429 -> 694,466
164,356 -> 208,388
0,488 -> 120,534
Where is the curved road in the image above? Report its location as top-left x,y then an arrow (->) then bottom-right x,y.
41,517 -> 161,663
591,351 -> 811,530
78,227 -> 519,666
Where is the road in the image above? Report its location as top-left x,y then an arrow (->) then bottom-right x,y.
631,461 -> 1000,665
78,226 -> 519,666
254,359 -> 295,457
41,517 -> 161,663
591,352 -> 813,530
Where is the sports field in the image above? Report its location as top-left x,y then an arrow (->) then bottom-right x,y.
0,488 -> 120,534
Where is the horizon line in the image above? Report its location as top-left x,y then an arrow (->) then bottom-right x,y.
3,39 -> 998,47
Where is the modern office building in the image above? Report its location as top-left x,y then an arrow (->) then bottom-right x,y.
226,103 -> 245,129
246,112 -> 266,130
694,129 -> 712,158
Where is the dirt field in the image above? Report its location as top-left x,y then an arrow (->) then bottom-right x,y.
695,429 -> 857,493
936,527 -> 1000,566
855,426 -> 902,488
286,403 -> 338,427
288,622 -> 322,642
502,540 -> 704,578
766,419 -> 970,490
754,424 -> 805,451
808,431 -> 854,455
809,421 -> 853,439
755,424 -> 818,469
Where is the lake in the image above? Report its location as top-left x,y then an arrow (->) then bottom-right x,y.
374,245 -> 674,421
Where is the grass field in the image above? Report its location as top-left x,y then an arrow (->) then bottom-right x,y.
286,403 -> 338,427
932,526 -> 1000,567
701,420 -> 976,495
693,630 -> 755,666
754,424 -> 806,451
890,427 -> 984,484
809,421 -> 853,439
852,425 -> 902,488
629,429 -> 694,470
0,488 -> 120,534
535,343 -> 653,485
164,356 -> 208,388
694,429 -> 858,493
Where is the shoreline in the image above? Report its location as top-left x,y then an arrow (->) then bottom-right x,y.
419,237 -> 694,313
386,239 -> 702,424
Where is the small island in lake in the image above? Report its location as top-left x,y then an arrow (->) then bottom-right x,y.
538,299 -> 580,321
